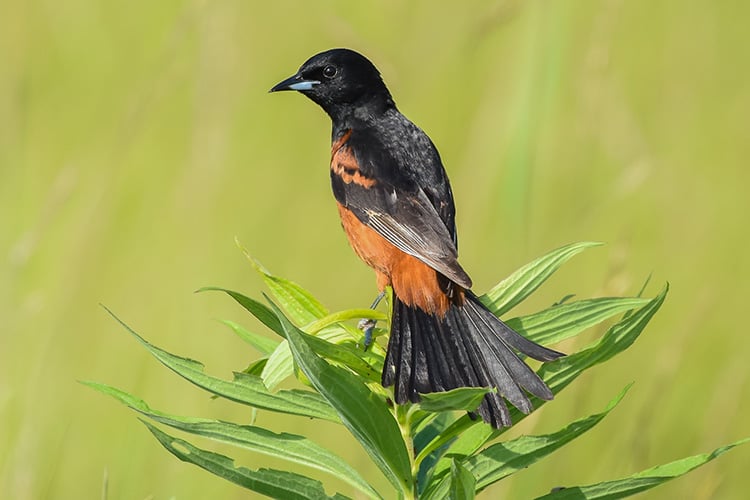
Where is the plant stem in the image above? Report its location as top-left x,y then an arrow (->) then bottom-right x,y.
396,404 -> 418,499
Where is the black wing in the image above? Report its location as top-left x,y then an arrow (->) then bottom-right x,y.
331,123 -> 472,289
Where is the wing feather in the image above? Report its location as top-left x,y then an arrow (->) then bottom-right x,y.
330,124 -> 472,288
333,172 -> 472,288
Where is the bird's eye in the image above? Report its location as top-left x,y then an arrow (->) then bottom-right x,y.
323,65 -> 337,78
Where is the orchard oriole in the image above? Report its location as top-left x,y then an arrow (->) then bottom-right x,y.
271,48 -> 563,428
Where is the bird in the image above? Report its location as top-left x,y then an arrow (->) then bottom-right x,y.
270,48 -> 564,428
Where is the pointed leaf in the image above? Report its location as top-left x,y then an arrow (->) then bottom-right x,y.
265,297 -> 413,494
448,459 -> 476,500
200,287 -> 282,335
430,286 -> 668,482
506,297 -> 650,347
100,306 -> 338,421
481,242 -> 603,316
219,319 -> 279,355
143,421 -> 349,500
538,285 -> 668,394
240,245 -> 328,324
418,387 -> 492,413
261,339 -> 296,389
242,358 -> 267,376
536,438 -> 750,499
261,326 -> 382,390
304,331 -> 382,380
413,414 -> 476,474
415,413 -> 456,495
85,382 -> 379,499
468,385 -> 630,491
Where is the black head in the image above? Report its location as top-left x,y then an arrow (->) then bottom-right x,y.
270,48 -> 395,119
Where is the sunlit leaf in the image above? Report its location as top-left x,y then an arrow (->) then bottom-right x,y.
261,339 -> 296,389
143,421 -> 349,500
418,387 -> 492,413
430,287 -> 668,482
481,242 -> 603,316
238,358 -> 267,378
239,243 -> 328,324
85,382 -> 379,499
260,325 -> 381,390
99,306 -> 337,422
448,459 -> 476,500
92,243 -> 731,500
200,287 -> 282,335
507,297 -> 650,346
265,297 -> 413,495
414,413 -> 457,495
469,385 -> 630,491
304,308 -> 387,335
538,285 -> 668,394
219,319 -> 279,355
537,438 -> 750,499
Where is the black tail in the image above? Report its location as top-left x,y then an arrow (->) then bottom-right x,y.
382,292 -> 564,428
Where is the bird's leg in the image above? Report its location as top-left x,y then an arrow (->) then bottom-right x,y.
358,291 -> 385,350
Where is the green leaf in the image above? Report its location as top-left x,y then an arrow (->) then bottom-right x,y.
304,308 -> 388,335
239,243 -> 329,324
481,242 -> 603,316
260,325 -> 381,390
536,438 -> 750,499
203,287 -> 340,390
143,420 -> 349,500
85,382 -> 380,499
99,306 -> 338,422
448,459 -> 476,500
219,319 -> 279,355
214,289 -> 385,390
538,285 -> 668,394
506,297 -> 650,347
414,413 -> 456,495
305,333 -> 381,380
418,387 -> 492,413
265,297 -> 413,495
412,414 -> 478,480
200,287 -> 283,335
261,339 -> 297,390
430,286 -> 668,482
242,358 -> 268,376
468,385 -> 630,492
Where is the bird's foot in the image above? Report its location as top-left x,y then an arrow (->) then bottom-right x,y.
358,318 -> 377,351
358,291 -> 385,351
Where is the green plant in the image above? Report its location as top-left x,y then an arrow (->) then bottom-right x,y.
85,242 -> 747,499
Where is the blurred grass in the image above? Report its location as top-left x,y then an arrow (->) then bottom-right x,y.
1,0 -> 748,498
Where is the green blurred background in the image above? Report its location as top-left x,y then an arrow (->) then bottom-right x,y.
2,0 -> 748,498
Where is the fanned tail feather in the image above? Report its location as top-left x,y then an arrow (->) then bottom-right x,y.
382,291 -> 563,428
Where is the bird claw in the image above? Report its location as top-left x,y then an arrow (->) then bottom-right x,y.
358,318 -> 377,351
357,291 -> 385,351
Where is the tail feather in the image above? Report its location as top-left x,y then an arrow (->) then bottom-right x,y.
464,298 -> 556,401
467,298 -> 562,363
382,291 -> 564,428
385,302 -> 410,403
435,305 -> 515,427
410,306 -> 431,397
434,309 -> 484,394
416,309 -> 450,393
465,313 -> 534,413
